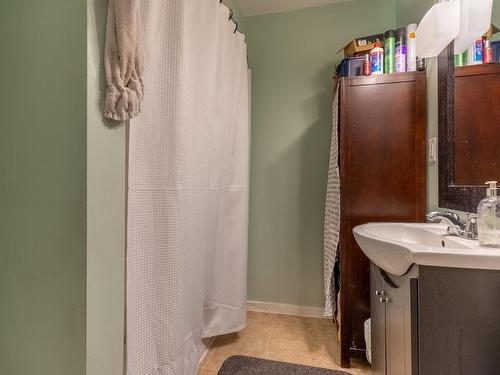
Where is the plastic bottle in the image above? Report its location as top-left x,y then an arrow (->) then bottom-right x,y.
406,23 -> 418,72
454,51 -> 467,67
483,37 -> 493,64
370,40 -> 384,75
384,30 -> 396,73
363,54 -> 371,76
395,28 -> 407,73
477,181 -> 500,248
467,39 -> 483,65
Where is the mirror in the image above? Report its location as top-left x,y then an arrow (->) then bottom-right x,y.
438,0 -> 500,212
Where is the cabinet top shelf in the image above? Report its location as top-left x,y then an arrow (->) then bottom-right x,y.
455,63 -> 500,77
338,71 -> 426,86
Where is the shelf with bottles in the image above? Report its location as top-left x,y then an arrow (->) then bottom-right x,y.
453,24 -> 499,66
454,61 -> 500,76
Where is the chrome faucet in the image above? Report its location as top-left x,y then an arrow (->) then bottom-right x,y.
426,211 -> 478,240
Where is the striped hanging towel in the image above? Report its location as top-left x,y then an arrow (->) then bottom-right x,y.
323,84 -> 341,318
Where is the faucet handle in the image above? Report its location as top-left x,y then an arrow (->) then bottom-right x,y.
426,211 -> 461,225
449,211 -> 461,223
426,211 -> 441,222
464,215 -> 478,240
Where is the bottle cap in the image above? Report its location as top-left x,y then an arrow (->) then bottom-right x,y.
384,30 -> 396,39
396,27 -> 406,42
486,181 -> 498,197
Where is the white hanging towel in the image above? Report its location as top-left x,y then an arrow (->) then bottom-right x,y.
104,0 -> 144,120
323,85 -> 341,318
126,1 -> 249,374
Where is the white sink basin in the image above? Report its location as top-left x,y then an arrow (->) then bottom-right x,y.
353,222 -> 500,275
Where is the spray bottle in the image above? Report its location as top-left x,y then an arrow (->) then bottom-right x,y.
384,30 -> 396,73
395,27 -> 407,73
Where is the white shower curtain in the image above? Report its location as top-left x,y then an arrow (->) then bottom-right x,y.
126,1 -> 249,374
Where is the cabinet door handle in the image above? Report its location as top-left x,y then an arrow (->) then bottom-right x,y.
379,296 -> 390,304
376,290 -> 386,297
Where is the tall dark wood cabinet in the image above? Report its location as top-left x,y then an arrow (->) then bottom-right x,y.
337,72 -> 427,367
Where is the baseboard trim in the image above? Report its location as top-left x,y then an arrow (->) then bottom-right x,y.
247,300 -> 326,318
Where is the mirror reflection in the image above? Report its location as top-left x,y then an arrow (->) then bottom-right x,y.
438,0 -> 500,211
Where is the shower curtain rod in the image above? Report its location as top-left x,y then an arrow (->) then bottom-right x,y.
220,0 -> 239,33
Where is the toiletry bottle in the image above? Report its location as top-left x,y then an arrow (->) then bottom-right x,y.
395,27 -> 407,73
483,37 -> 493,64
384,30 -> 396,73
370,40 -> 384,75
477,181 -> 500,248
454,51 -> 467,67
467,39 -> 483,65
406,23 -> 417,72
363,54 -> 371,76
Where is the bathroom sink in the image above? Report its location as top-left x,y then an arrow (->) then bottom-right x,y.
353,222 -> 500,275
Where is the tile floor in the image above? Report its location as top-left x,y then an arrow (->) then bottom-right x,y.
198,312 -> 372,374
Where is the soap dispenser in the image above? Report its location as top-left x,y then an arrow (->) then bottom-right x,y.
477,181 -> 500,247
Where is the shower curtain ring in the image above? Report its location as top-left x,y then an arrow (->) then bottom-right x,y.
228,9 -> 233,20
233,21 -> 238,33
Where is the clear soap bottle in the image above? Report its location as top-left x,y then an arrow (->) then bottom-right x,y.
477,181 -> 500,248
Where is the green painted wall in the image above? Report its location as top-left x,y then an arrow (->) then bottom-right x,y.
0,1 -> 86,375
396,0 -> 434,27
224,0 -> 247,33
245,0 -> 397,308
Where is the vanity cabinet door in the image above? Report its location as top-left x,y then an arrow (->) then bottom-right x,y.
419,266 -> 500,374
371,263 -> 418,375
370,263 -> 386,375
385,271 -> 415,375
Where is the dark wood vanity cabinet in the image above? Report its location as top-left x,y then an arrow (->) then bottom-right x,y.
418,267 -> 500,375
371,263 -> 500,375
338,72 -> 427,367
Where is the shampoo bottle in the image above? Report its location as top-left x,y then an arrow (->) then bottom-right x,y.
370,40 -> 384,75
477,181 -> 500,247
467,39 -> 483,65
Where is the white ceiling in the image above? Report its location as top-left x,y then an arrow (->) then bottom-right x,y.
237,0 -> 353,16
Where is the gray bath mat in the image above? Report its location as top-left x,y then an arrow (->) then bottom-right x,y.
217,355 -> 351,375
